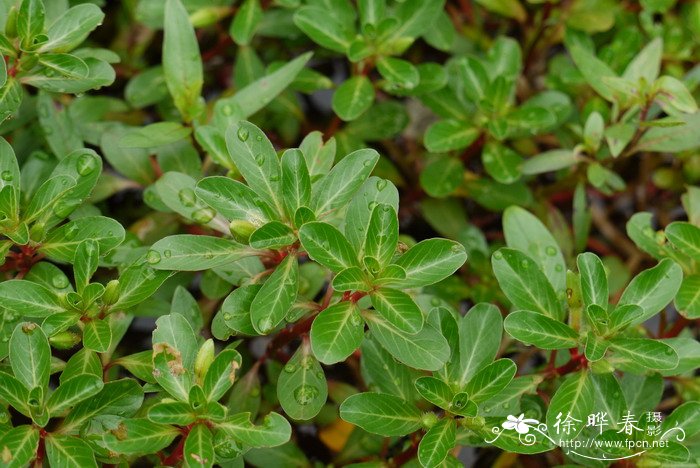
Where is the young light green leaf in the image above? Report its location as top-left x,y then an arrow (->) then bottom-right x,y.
675,275 -> 700,319
230,0 -> 263,45
546,371 -> 595,439
38,216 -> 125,263
195,176 -> 275,228
203,349 -> 242,402
280,149 -> 311,220
38,4 -> 105,52
249,222 -> 296,250
360,336 -> 419,401
310,301 -> 364,365
362,204 -> 398,266
504,310 -> 579,349
101,419 -> 179,455
339,392 -> 421,436
665,222 -> 700,261
293,7 -> 354,53
414,376 -> 453,409
83,319 -> 112,353
277,341 -> 327,420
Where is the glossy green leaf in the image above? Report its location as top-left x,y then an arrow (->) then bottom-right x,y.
310,301 -> 364,365
504,310 -> 579,349
340,392 -> 421,436
418,418 -> 456,468
370,287 -> 423,334
277,341 -> 327,420
10,322 -> 50,390
250,254 -> 298,334
332,76 -> 375,121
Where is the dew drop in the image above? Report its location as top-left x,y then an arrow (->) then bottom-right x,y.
520,259 -> 530,269
223,313 -> 232,321
545,246 -> 557,256
284,363 -> 297,373
293,385 -> 319,406
64,225 -> 79,240
163,250 -> 172,258
1,170 -> 12,182
237,127 -> 249,142
222,105 -> 233,116
254,154 -> 265,166
269,174 -> 279,182
178,188 -> 196,207
555,264 -> 563,272
146,250 -> 161,265
76,154 -> 97,176
376,179 -> 387,191
256,135 -> 262,141
257,317 -> 273,333
192,207 -> 216,224
52,275 -> 69,289
368,201 -> 377,210
350,313 -> 363,327
493,251 -> 503,260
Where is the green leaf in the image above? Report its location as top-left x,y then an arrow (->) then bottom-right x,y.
216,52 -> 311,122
391,0 -> 444,39
565,32 -> 617,102
112,262 -> 171,311
391,239 -> 467,288
331,266 -> 371,291
665,222 -> 700,261
464,358 -> 517,403
293,7 -> 354,53
362,204 -> 398,266
414,376 -> 453,409
370,288 -> 423,334
83,319 -> 112,352
419,156 -> 463,198
0,138 -> 19,192
635,112 -> 700,152
656,76 -> 698,114
218,412 -> 291,448
230,0 -> 263,46
503,206 -> 566,293
250,254 -> 298,334
0,280 -> 64,318
312,148 -> 379,217
577,252 -> 609,309
163,0 -> 203,121
445,303 -> 503,388
340,392 -> 421,436
102,419 -> 179,455
520,149 -> 578,175
360,336 -> 419,401
17,0 -> 45,49
216,285 -> 260,337
332,76 -> 375,121
424,120 -> 479,152
225,121 -> 284,216
38,216 -> 125,263
46,374 -> 104,417
195,176 -> 275,228
184,424 -> 214,468
38,53 -> 89,79
482,142 -> 522,184
249,222 -> 296,250
120,122 -> 191,148
10,322 -> 50,390
608,338 -> 679,370
149,235 -> 256,271
622,38 -> 662,84
277,341 -> 327,420
377,57 -> 419,90
45,434 -> 96,468
675,275 -> 700,319
311,301 -> 364,365
546,371 -> 595,439
299,222 -> 359,272
504,310 -> 579,349
617,258 -> 683,325
203,349 -> 242,402
417,418 -> 456,468
281,149 -> 312,220
0,371 -> 30,416
366,313 -> 450,371
61,379 -> 144,434
38,4 -> 104,52
345,177 -> 399,250
492,248 -> 563,320
147,401 -> 196,425
0,426 -> 39,468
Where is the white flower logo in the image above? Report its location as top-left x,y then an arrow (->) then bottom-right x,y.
502,414 -> 540,434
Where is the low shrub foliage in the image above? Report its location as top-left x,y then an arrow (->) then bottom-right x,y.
0,0 -> 698,466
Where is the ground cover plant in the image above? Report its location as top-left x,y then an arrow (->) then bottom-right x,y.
0,0 -> 699,466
